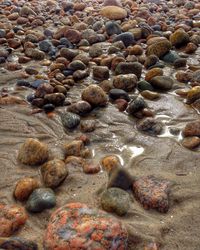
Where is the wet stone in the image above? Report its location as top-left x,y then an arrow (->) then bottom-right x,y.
101,155 -> 121,172
150,76 -> 174,90
109,89 -> 130,101
18,138 -> 49,166
183,120 -> 200,137
67,101 -> 92,116
101,187 -> 130,216
108,167 -> 135,190
44,203 -> 128,249
105,21 -> 121,36
170,29 -> 190,48
138,80 -> 154,91
93,66 -> 110,81
161,51 -> 180,64
68,60 -> 86,71
113,74 -> 138,92
133,175 -> 171,213
141,90 -> 160,100
146,40 -> 172,58
0,205 -> 27,237
61,112 -> 80,129
127,96 -> 147,115
173,58 -> 187,68
44,93 -> 65,106
113,32 -> 135,47
100,6 -> 127,20
64,140 -> 84,157
115,62 -> 142,79
83,163 -> 101,174
80,120 -> 96,133
26,188 -> 56,213
137,118 -> 163,135
0,237 -> 38,250
14,177 -> 40,201
182,137 -> 200,150
41,159 -> 68,188
144,55 -> 159,69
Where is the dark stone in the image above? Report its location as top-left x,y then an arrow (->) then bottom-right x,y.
126,96 -> 147,114
108,167 -> 135,190
27,93 -> 35,103
137,117 -> 163,135
105,21 -> 121,36
113,32 -> 135,47
16,80 -> 30,87
39,40 -> 52,53
115,62 -> 142,79
67,101 -> 92,116
138,80 -> 154,91
31,80 -> 48,89
43,104 -> 55,113
109,89 -> 130,101
26,188 -> 56,213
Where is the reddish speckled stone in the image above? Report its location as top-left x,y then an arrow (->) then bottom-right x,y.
133,176 -> 171,213
44,203 -> 128,250
0,204 -> 28,237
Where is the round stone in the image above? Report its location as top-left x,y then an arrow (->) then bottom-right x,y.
82,85 -> 108,106
113,74 -> 138,92
101,188 -> 130,216
18,138 -> 49,166
26,188 -> 56,213
61,112 -> 81,129
44,203 -> 128,249
100,6 -> 127,20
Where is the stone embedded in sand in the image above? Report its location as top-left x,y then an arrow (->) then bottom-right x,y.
183,120 -> 200,137
108,167 -> 134,190
26,188 -> 56,213
150,76 -> 174,90
182,137 -> 200,149
0,237 -> 38,250
146,40 -> 172,58
44,203 -> 128,249
80,120 -> 96,133
64,140 -> 84,157
101,188 -> 130,216
145,68 -> 163,82
20,6 -> 36,16
18,138 -> 49,166
115,62 -> 142,79
61,112 -> 80,129
109,89 -> 130,101
83,162 -> 101,174
65,156 -> 85,168
0,205 -> 27,237
82,84 -> 108,106
186,86 -> 200,104
133,175 -> 171,213
14,177 -> 40,201
170,29 -> 190,48
113,74 -> 138,92
126,96 -> 147,115
101,155 -> 121,172
44,93 -> 65,106
100,6 -> 127,20
41,159 -> 68,188
137,118 -> 163,135
25,48 -> 45,60
115,99 -> 128,111
0,96 -> 27,105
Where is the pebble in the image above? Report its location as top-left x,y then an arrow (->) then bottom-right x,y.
186,86 -> 200,104
93,66 -> 110,81
170,29 -> 190,48
44,203 -> 128,249
80,120 -> 96,133
161,51 -> 180,64
146,40 -> 172,58
101,187 -> 130,216
105,21 -> 121,36
145,68 -> 163,82
150,76 -> 174,90
18,138 -> 49,166
44,93 -> 65,106
109,88 -> 130,101
144,55 -> 159,69
89,44 -> 103,58
115,98 -> 128,111
61,112 -> 81,129
0,205 -> 27,237
101,155 -> 121,172
26,188 -> 56,213
183,120 -> 200,137
14,177 -> 40,201
83,162 -> 101,174
0,237 -> 38,250
141,90 -> 160,100
113,32 -> 135,47
127,96 -> 147,115
138,80 -> 154,91
100,6 -> 127,20
68,60 -> 86,71
64,140 -> 84,157
115,62 -> 142,79
182,137 -> 200,149
137,118 -> 163,135
67,101 -> 92,116
41,159 -> 68,188
133,175 -> 171,213
113,74 -> 138,92
82,84 -> 108,106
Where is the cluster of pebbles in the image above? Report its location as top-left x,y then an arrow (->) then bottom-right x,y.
0,0 -> 200,248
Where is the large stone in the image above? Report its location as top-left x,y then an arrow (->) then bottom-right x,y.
82,85 -> 108,106
44,203 -> 128,249
133,175 -> 171,213
101,188 -> 130,216
146,40 -> 172,58
100,6 -> 127,20
18,138 -> 49,166
0,205 -> 27,237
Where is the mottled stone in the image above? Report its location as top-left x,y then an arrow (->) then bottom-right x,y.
61,112 -> 80,129
146,40 -> 172,58
182,137 -> 200,149
100,6 -> 127,20
0,237 -> 38,250
113,74 -> 137,91
137,118 -> 163,135
82,85 -> 108,106
183,120 -> 200,137
44,203 -> 128,249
